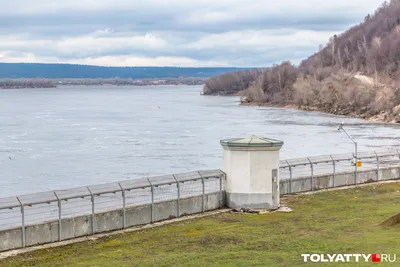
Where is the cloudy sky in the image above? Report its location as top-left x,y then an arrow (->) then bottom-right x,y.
0,0 -> 385,67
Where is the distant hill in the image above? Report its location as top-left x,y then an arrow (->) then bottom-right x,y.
203,0 -> 400,123
0,63 -> 249,79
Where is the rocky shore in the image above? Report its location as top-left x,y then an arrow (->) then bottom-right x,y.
240,101 -> 400,124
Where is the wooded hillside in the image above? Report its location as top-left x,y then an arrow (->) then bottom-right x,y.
203,0 -> 400,122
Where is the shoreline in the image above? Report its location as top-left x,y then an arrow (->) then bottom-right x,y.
239,101 -> 398,125
0,83 -> 206,89
0,86 -> 57,89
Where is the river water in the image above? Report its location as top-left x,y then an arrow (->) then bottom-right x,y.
1,85 -> 400,197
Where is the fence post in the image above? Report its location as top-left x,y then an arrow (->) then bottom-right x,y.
285,160 -> 292,194
16,197 -> 25,248
173,175 -> 180,217
198,172 -> 205,213
397,149 -> 400,177
353,149 -> 358,185
219,173 -> 224,207
307,158 -> 314,191
329,155 -> 336,188
53,192 -> 62,241
147,178 -> 154,223
87,187 -> 95,234
118,183 -> 126,229
374,151 -> 380,181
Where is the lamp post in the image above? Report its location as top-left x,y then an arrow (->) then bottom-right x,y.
337,122 -> 358,184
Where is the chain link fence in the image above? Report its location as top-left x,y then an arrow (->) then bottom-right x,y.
0,170 -> 226,248
279,150 -> 400,193
1,149 -> 399,251
1,151 -> 399,232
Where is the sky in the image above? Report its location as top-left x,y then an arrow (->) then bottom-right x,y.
0,0 -> 386,67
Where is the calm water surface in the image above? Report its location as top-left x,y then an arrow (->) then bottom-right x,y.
1,85 -> 400,197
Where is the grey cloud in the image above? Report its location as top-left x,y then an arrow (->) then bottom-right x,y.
0,11 -> 361,36
0,0 -> 385,67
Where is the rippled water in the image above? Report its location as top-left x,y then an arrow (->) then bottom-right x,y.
1,85 -> 400,197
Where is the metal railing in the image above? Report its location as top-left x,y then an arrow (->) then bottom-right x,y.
279,150 -> 400,193
0,170 -> 226,247
1,149 -> 399,249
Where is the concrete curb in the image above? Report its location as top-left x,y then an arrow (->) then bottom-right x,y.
0,209 -> 232,260
297,179 -> 400,195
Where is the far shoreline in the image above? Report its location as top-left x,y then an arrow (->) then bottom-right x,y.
0,77 -> 207,89
0,83 -> 206,90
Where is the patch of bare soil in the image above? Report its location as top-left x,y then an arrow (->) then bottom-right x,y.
381,213 -> 400,227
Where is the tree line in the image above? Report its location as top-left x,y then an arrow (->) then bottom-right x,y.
0,79 -> 56,89
0,77 -> 208,89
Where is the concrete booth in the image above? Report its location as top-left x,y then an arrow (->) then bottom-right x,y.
220,135 -> 284,210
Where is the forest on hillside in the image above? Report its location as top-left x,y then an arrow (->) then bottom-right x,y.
203,0 -> 400,123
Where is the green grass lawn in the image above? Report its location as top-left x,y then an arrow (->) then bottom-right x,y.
1,183 -> 400,267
